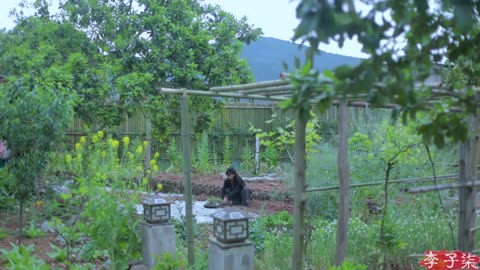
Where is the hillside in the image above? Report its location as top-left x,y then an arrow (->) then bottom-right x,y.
241,37 -> 362,82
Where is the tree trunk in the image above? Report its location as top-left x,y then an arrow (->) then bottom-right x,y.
334,101 -> 350,265
291,109 -> 307,270
181,91 -> 195,265
458,114 -> 480,251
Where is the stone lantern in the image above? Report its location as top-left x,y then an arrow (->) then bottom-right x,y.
209,208 -> 254,270
141,195 -> 176,269
143,195 -> 172,224
211,208 -> 251,243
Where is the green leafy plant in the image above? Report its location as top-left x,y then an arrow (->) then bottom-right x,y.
47,243 -> 68,263
48,217 -> 83,263
193,132 -> 211,173
0,226 -> 8,240
80,189 -> 141,269
328,261 -> 367,270
0,243 -> 49,270
23,221 -> 45,239
152,253 -> 184,270
240,143 -> 255,175
222,135 -> 233,167
207,197 -> 222,203
166,138 -> 182,173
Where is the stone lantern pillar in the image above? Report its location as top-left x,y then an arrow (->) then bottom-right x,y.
141,195 -> 176,269
208,208 -> 254,270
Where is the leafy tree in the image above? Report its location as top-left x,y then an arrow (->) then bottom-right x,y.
0,76 -> 74,240
1,0 -> 262,138
290,0 -> 480,147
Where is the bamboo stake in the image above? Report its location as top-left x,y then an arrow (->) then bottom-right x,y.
210,79 -> 289,92
239,84 -> 293,94
157,87 -> 288,102
458,113 -> 480,252
307,174 -> 459,192
334,101 -> 350,265
181,90 -> 195,265
403,181 -> 480,194
291,109 -> 307,270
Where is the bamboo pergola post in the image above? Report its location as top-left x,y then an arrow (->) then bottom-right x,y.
291,109 -> 307,270
458,113 -> 480,252
181,90 -> 195,265
334,101 -> 350,265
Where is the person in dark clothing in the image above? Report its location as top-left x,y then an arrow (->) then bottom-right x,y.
220,167 -> 252,207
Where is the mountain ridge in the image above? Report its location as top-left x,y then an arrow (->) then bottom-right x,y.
241,37 -> 362,82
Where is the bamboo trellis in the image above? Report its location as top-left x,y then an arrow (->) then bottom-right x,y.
157,76 -> 480,270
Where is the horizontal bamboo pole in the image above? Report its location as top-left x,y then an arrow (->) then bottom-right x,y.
240,85 -> 294,94
306,174 -> 458,192
210,79 -> 289,92
403,181 -> 480,194
157,87 -> 288,102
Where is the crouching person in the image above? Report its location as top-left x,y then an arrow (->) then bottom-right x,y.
220,167 -> 252,207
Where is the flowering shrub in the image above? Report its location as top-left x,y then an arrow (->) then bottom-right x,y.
63,131 -> 160,190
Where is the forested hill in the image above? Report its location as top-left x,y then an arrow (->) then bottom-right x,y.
241,37 -> 362,82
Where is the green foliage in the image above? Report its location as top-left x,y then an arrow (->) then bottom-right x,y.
291,0 -> 480,147
81,189 -> 141,270
2,0 -> 262,137
0,78 -> 74,199
0,243 -> 49,270
47,244 -> 67,263
240,143 -> 255,175
193,132 -> 211,173
328,261 -> 367,270
152,253 -> 184,270
222,135 -> 233,167
249,219 -> 266,253
23,221 -> 45,239
0,227 -> 8,240
252,113 -> 321,169
166,138 -> 182,173
48,217 -> 82,263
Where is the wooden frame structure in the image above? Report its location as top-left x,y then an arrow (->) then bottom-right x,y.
157,76 -> 480,269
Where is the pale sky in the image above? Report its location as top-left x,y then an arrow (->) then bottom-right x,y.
0,0 -> 367,58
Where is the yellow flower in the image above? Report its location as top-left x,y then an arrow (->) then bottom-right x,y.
149,159 -> 156,167
143,140 -> 148,147
142,178 -> 149,186
112,140 -> 119,149
79,136 -> 86,144
156,184 -> 163,191
101,151 -> 107,158
127,152 -> 134,160
100,174 -> 107,181
136,165 -> 143,172
153,165 -> 159,172
122,136 -> 130,146
75,143 -> 82,151
65,154 -> 72,164
76,153 -> 82,161
92,135 -> 99,143
136,146 -> 143,154
34,200 -> 44,207
97,130 -> 104,138
154,152 -> 160,159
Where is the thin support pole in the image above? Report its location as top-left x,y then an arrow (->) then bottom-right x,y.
181,91 -> 195,265
458,113 -> 480,252
291,109 -> 307,270
334,101 -> 350,265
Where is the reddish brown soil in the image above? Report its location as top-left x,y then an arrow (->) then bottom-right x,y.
154,172 -> 294,215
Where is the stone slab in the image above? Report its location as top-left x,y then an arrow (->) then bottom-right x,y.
208,237 -> 254,270
141,222 -> 176,269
